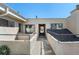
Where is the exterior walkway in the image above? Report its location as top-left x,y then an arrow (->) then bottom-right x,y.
37,36 -> 55,55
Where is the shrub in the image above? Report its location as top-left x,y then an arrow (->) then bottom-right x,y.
0,45 -> 10,55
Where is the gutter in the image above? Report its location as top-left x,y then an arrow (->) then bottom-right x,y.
0,7 -> 8,16
0,4 -> 27,23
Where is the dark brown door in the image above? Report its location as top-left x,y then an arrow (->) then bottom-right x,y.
19,23 -> 21,32
39,24 -> 46,36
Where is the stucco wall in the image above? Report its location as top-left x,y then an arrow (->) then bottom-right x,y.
0,40 -> 30,55
66,12 -> 77,34
47,33 -> 79,55
27,18 -> 66,33
0,27 -> 18,41
66,10 -> 79,36
76,11 -> 79,35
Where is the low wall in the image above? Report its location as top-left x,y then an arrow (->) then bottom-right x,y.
30,34 -> 42,55
0,27 -> 18,41
17,33 -> 35,40
17,33 -> 30,40
47,33 -> 79,55
0,40 -> 30,55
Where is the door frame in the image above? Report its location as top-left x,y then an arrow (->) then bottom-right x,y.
38,24 -> 46,36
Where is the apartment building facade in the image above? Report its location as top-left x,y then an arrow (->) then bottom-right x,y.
0,4 -> 30,55
0,3 -> 79,55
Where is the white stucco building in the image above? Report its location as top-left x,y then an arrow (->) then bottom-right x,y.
1,3 -> 79,55
0,3 -> 30,55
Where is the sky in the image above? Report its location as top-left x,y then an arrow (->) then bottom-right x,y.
6,3 -> 77,18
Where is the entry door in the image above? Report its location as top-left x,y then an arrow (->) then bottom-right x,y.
19,23 -> 21,32
39,24 -> 45,36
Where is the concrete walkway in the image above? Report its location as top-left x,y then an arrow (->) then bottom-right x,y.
30,41 -> 42,55
30,34 -> 42,55
30,34 -> 55,55
37,36 -> 55,55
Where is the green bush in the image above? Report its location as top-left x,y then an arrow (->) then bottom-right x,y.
0,45 -> 10,55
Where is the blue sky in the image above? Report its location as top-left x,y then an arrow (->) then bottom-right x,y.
6,3 -> 77,18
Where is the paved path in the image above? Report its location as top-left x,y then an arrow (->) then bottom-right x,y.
37,36 -> 55,55
30,41 -> 41,55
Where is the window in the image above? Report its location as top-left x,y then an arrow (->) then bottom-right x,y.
58,23 -> 63,28
25,24 -> 35,34
51,23 -> 56,29
0,18 -> 15,27
51,23 -> 63,29
0,18 -> 8,27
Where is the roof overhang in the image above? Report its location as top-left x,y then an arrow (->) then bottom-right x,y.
0,4 -> 27,23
